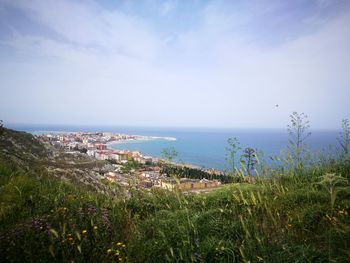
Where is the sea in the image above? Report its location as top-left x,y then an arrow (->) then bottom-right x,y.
9,124 -> 340,171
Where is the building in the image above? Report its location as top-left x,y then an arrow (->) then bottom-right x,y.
134,156 -> 145,164
87,148 -> 96,157
160,177 -> 220,191
117,153 -> 129,161
95,144 -> 107,150
95,151 -> 110,160
110,152 -> 121,162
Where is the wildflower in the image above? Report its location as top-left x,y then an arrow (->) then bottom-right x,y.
116,242 -> 123,246
93,226 -> 98,230
82,230 -> 87,234
122,244 -> 126,248
107,249 -> 112,254
101,208 -> 110,226
338,209 -> 348,216
86,204 -> 97,213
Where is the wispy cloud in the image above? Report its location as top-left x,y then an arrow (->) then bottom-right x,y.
2,0 -> 159,59
0,0 -> 349,128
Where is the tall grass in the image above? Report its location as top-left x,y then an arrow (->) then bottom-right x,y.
1,155 -> 350,262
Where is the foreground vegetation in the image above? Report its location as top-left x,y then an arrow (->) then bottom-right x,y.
1,156 -> 349,262
0,117 -> 350,262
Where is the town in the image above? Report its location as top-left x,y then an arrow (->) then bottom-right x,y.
37,132 -> 222,193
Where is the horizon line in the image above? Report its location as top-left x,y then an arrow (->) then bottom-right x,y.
4,122 -> 341,132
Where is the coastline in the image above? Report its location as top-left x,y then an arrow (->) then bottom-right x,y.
31,130 -> 176,144
34,130 -> 195,169
106,135 -> 176,146
106,136 -> 206,171
32,128 -> 339,171
107,139 -> 210,172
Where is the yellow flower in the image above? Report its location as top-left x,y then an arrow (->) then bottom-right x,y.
93,226 -> 98,230
82,230 -> 87,234
107,249 -> 112,254
116,242 -> 122,246
122,244 -> 126,248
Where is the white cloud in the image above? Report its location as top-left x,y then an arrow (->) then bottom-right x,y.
0,0 -> 349,128
3,0 -> 159,60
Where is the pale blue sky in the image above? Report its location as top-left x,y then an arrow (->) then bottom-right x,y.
0,0 -> 349,129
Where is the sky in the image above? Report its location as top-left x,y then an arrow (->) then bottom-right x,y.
0,0 -> 349,129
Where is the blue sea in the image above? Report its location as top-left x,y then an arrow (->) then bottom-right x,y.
10,124 -> 340,170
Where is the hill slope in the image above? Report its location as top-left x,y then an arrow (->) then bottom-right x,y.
0,128 -> 115,193
0,127 -> 349,262
0,128 -> 51,168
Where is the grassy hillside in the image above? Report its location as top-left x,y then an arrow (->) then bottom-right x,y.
0,128 -> 116,194
0,128 -> 350,262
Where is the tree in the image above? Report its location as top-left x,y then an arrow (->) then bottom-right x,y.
337,119 -> 350,157
225,137 -> 241,174
161,147 -> 178,163
240,147 -> 258,176
121,157 -> 140,174
287,112 -> 311,171
80,148 -> 88,154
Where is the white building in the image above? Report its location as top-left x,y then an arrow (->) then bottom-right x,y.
87,148 -> 96,157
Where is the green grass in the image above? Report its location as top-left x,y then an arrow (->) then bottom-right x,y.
0,128 -> 350,262
0,160 -> 131,262
1,157 -> 349,262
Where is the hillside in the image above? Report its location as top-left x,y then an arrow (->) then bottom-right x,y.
0,128 -> 116,194
0,127 -> 350,262
0,128 -> 51,168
